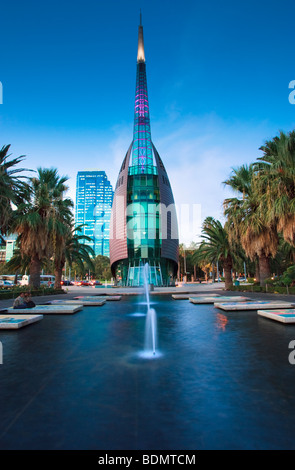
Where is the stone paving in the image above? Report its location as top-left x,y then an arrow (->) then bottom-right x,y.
1,281 -> 295,309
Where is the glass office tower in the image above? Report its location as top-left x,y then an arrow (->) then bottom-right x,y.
109,16 -> 179,286
75,171 -> 114,257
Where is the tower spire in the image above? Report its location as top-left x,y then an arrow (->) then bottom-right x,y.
137,12 -> 145,63
132,13 -> 153,171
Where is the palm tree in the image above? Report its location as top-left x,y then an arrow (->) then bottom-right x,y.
0,145 -> 30,235
224,164 -> 278,286
54,224 -> 95,289
256,130 -> 295,246
11,168 -> 73,289
270,236 -> 295,276
5,247 -> 31,275
193,217 -> 234,290
178,243 -> 186,281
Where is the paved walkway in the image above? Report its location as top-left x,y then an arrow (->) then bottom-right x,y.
0,282 -> 223,308
1,282 -> 295,309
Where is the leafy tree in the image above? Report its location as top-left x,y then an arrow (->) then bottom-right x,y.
283,265 -> 295,286
54,224 -> 95,288
224,164 -> 278,286
93,255 -> 112,281
0,145 -> 30,235
193,217 -> 234,290
11,168 -> 72,288
256,130 -> 295,246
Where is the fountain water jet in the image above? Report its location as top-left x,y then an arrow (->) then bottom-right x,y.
145,307 -> 157,355
143,263 -> 157,356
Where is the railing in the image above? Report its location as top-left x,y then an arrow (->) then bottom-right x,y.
128,165 -> 158,176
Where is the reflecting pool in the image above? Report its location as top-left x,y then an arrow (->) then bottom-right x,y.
0,294 -> 295,450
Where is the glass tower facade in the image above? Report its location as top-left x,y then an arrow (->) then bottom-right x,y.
131,61 -> 154,172
75,171 -> 114,257
109,17 -> 179,286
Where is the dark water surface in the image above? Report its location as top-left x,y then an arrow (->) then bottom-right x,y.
0,294 -> 295,450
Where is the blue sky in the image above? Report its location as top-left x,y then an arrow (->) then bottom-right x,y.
1,0 -> 295,244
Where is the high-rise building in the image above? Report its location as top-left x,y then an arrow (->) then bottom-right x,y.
0,233 -> 17,263
110,16 -> 179,286
4,234 -> 17,262
75,171 -> 114,257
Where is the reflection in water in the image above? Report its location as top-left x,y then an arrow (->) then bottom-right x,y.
216,313 -> 228,331
2,294 -> 295,450
127,312 -> 146,317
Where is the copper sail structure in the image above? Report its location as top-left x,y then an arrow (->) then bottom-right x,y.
110,16 -> 179,286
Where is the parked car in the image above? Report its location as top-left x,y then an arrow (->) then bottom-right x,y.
89,280 -> 102,286
0,280 -> 14,287
61,280 -> 74,286
77,280 -> 90,286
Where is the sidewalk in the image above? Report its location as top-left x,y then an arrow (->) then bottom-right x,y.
1,282 -> 295,310
0,282 -> 225,309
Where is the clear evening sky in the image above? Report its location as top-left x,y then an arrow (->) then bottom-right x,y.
1,0 -> 295,245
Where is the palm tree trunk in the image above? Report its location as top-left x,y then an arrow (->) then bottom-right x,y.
224,258 -> 233,290
255,258 -> 260,283
259,253 -> 271,286
29,255 -> 41,289
54,261 -> 64,289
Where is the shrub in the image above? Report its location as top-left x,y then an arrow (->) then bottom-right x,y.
281,265 -> 295,286
0,287 -> 64,300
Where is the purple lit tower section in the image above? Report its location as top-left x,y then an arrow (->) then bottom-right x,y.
110,16 -> 179,286
131,19 -> 153,173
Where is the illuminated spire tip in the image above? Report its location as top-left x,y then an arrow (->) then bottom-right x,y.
137,12 -> 145,63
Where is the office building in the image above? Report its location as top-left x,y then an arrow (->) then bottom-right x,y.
75,171 -> 114,257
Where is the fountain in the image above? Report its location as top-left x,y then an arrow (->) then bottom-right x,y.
143,263 -> 157,356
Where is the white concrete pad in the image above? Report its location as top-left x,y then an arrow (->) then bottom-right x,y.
0,314 -> 43,329
189,296 -> 249,304
7,304 -> 83,315
51,299 -> 106,306
73,295 -> 121,301
172,294 -> 221,300
215,301 -> 294,311
258,309 -> 295,323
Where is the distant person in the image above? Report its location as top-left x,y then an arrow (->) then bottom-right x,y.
24,292 -> 36,308
13,292 -> 28,309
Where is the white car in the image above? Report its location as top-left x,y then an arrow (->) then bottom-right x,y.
0,280 -> 14,287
